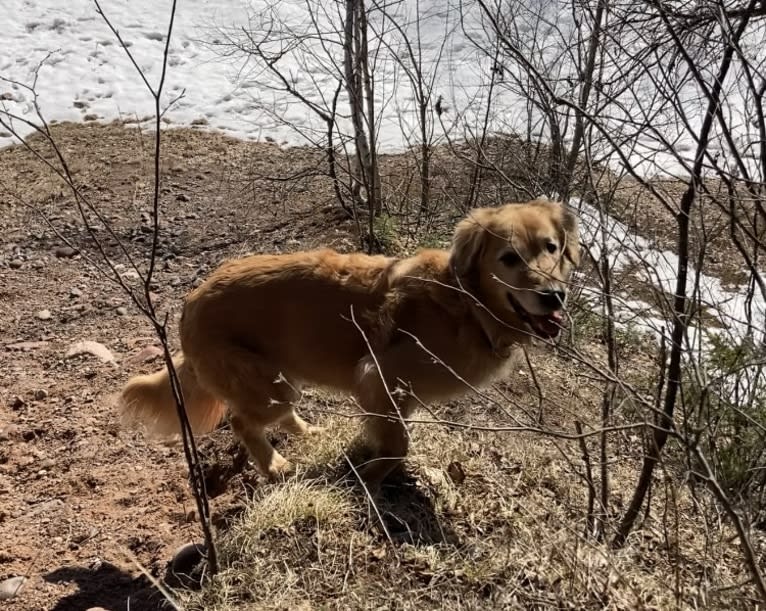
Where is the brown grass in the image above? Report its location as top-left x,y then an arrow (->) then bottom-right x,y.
181,371 -> 759,610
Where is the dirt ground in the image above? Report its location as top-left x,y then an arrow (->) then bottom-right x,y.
0,122 -> 366,610
0,122 -> 760,610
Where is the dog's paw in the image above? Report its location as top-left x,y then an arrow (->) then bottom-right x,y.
263,453 -> 294,481
353,458 -> 400,494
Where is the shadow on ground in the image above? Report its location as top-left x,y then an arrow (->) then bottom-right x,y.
44,563 -> 169,611
200,429 -> 460,547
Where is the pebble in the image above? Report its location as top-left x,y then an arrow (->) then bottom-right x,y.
25,499 -> 64,518
6,341 -> 49,352
127,345 -> 163,364
55,246 -> 77,258
65,340 -> 116,364
0,576 -> 27,600
116,306 -> 127,316
36,309 -> 52,320
9,259 -> 23,269
33,389 -> 48,401
70,287 -> 83,298
176,193 -> 190,202
167,542 -> 206,589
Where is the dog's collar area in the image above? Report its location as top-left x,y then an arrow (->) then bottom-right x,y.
451,263 -> 532,357
506,292 -> 563,340
470,304 -> 516,358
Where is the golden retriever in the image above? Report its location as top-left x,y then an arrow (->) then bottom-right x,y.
119,198 -> 580,489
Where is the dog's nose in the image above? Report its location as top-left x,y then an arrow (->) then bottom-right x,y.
540,289 -> 566,310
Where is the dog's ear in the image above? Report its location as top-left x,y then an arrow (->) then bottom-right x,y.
561,206 -> 581,266
450,209 -> 491,277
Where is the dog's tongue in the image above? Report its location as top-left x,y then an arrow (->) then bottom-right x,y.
531,310 -> 564,338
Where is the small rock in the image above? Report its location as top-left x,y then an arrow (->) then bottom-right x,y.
33,389 -> 48,401
36,309 -> 52,320
55,246 -> 77,258
127,345 -> 163,365
6,341 -> 49,351
9,259 -> 23,269
447,461 -> 466,485
116,306 -> 128,316
25,499 -> 64,518
70,287 -> 83,298
10,396 -> 25,409
421,466 -> 449,489
86,608 -> 112,611
65,340 -> 116,364
122,270 -> 140,281
176,193 -> 190,202
0,576 -> 27,601
167,542 -> 206,590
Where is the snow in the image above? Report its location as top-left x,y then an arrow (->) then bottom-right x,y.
2,0 -> 763,181
1,1 -> 252,145
575,196 -> 766,362
2,1 -> 763,362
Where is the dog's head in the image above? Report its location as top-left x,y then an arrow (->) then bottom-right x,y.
450,198 -> 580,340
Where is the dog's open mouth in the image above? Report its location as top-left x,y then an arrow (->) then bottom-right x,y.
507,293 -> 564,339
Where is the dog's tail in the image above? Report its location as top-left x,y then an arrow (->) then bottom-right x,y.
119,352 -> 226,438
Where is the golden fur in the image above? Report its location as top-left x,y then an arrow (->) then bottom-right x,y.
120,198 -> 580,489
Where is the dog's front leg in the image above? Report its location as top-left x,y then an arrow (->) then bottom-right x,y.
353,344 -> 430,491
357,413 -> 409,491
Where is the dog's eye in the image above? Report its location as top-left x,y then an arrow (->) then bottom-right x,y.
545,241 -> 558,254
499,251 -> 521,266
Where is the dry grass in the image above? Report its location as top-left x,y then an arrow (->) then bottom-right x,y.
180,361 -> 760,611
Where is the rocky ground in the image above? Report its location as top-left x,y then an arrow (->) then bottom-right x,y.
0,122 -> 363,610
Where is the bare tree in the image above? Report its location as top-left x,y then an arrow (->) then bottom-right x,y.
0,0 -> 220,582
466,0 -> 766,598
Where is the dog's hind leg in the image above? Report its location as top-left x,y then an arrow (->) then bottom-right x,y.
277,409 -> 324,436
227,391 -> 296,479
192,347 -> 314,479
229,413 -> 290,479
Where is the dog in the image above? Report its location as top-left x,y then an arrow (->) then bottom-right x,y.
119,198 -> 580,489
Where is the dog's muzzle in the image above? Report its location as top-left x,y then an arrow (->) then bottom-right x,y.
507,290 -> 566,340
